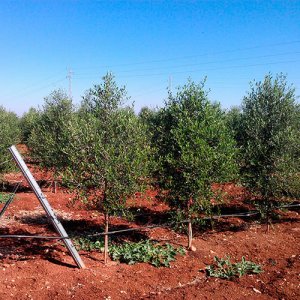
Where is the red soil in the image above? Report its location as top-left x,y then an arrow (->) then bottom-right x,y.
0,167 -> 299,299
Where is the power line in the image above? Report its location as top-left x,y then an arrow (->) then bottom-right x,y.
73,51 -> 300,77
74,59 -> 300,80
3,77 -> 66,103
72,40 -> 300,71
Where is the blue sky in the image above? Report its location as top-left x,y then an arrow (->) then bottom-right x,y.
0,0 -> 299,115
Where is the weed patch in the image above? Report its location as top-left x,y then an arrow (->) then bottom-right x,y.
75,237 -> 185,267
206,256 -> 262,279
109,240 -> 185,267
0,193 -> 10,204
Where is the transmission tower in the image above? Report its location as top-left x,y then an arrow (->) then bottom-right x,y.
66,68 -> 73,99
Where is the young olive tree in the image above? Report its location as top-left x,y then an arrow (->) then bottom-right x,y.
138,106 -> 161,173
225,106 -> 243,146
63,73 -> 150,263
0,106 -> 20,173
19,107 -> 40,144
28,90 -> 74,170
154,79 -> 238,249
240,73 -> 300,225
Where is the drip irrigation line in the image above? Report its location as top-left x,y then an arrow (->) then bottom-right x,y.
1,204 -> 298,240
11,181 -> 21,194
83,204 -> 299,237
84,211 -> 258,237
280,203 -> 300,208
1,180 -> 23,184
131,203 -> 299,219
85,223 -> 169,237
131,210 -> 260,220
201,211 -> 259,220
0,235 -> 69,239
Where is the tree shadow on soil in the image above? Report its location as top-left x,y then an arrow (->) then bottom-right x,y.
1,181 -> 53,193
63,219 -> 149,243
4,203 -> 299,257
0,230 -> 77,268
192,211 -> 299,237
128,207 -> 171,225
8,212 -> 151,243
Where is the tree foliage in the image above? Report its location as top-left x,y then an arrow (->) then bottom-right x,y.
19,107 -> 40,143
63,73 -> 150,214
153,79 -> 238,220
28,90 -> 74,169
0,106 -> 20,173
225,106 -> 243,146
240,73 -> 300,200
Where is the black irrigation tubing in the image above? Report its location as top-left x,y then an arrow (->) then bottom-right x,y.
130,210 -> 259,220
83,203 -> 300,237
280,203 -> 300,208
0,235 -> 69,239
85,223 -> 169,237
83,212 -> 258,238
2,180 -> 23,184
201,211 -> 260,220
131,203 -> 300,219
3,202 -> 299,239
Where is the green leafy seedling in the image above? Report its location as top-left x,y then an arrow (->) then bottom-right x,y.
206,256 -> 262,279
109,240 -> 184,267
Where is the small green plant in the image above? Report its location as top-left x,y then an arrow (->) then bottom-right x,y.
74,237 -> 105,252
74,237 -> 184,267
0,193 -> 11,204
235,257 -> 262,277
206,256 -> 262,279
109,240 -> 185,267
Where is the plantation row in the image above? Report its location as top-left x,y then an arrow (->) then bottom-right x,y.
1,72 -> 300,258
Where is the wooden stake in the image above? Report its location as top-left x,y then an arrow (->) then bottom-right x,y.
187,202 -> 193,250
104,212 -> 109,264
53,181 -> 57,194
188,219 -> 193,250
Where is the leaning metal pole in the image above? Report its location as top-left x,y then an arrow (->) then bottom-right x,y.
8,145 -> 85,269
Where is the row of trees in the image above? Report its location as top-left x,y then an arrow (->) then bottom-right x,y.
0,106 -> 20,173
1,72 -> 299,256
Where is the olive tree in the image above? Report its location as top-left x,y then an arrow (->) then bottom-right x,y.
63,73 -> 150,263
28,90 -> 74,170
153,79 -> 238,249
0,106 -> 20,174
225,106 -> 243,146
19,107 -> 40,144
240,73 -> 300,225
